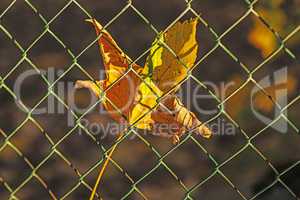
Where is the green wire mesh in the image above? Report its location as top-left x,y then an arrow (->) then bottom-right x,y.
0,0 -> 299,199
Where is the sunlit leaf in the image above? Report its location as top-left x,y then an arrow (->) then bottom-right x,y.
75,18 -> 211,143
143,18 -> 199,93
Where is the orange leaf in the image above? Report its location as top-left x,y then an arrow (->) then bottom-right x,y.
75,18 -> 211,143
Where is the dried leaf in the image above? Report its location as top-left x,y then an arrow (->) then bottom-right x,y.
75,18 -> 211,143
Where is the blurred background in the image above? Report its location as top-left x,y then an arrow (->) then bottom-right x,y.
0,0 -> 299,199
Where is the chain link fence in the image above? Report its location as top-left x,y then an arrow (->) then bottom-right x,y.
0,0 -> 299,199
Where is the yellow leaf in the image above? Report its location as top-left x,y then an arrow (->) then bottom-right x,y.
143,18 -> 199,93
76,18 -> 211,143
129,77 -> 163,129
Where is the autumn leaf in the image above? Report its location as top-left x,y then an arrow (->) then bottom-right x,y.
75,18 -> 211,142
77,18 -> 212,200
224,73 -> 298,118
248,7 -> 286,58
252,74 -> 297,112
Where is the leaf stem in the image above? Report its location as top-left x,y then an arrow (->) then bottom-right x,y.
89,134 -> 123,200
